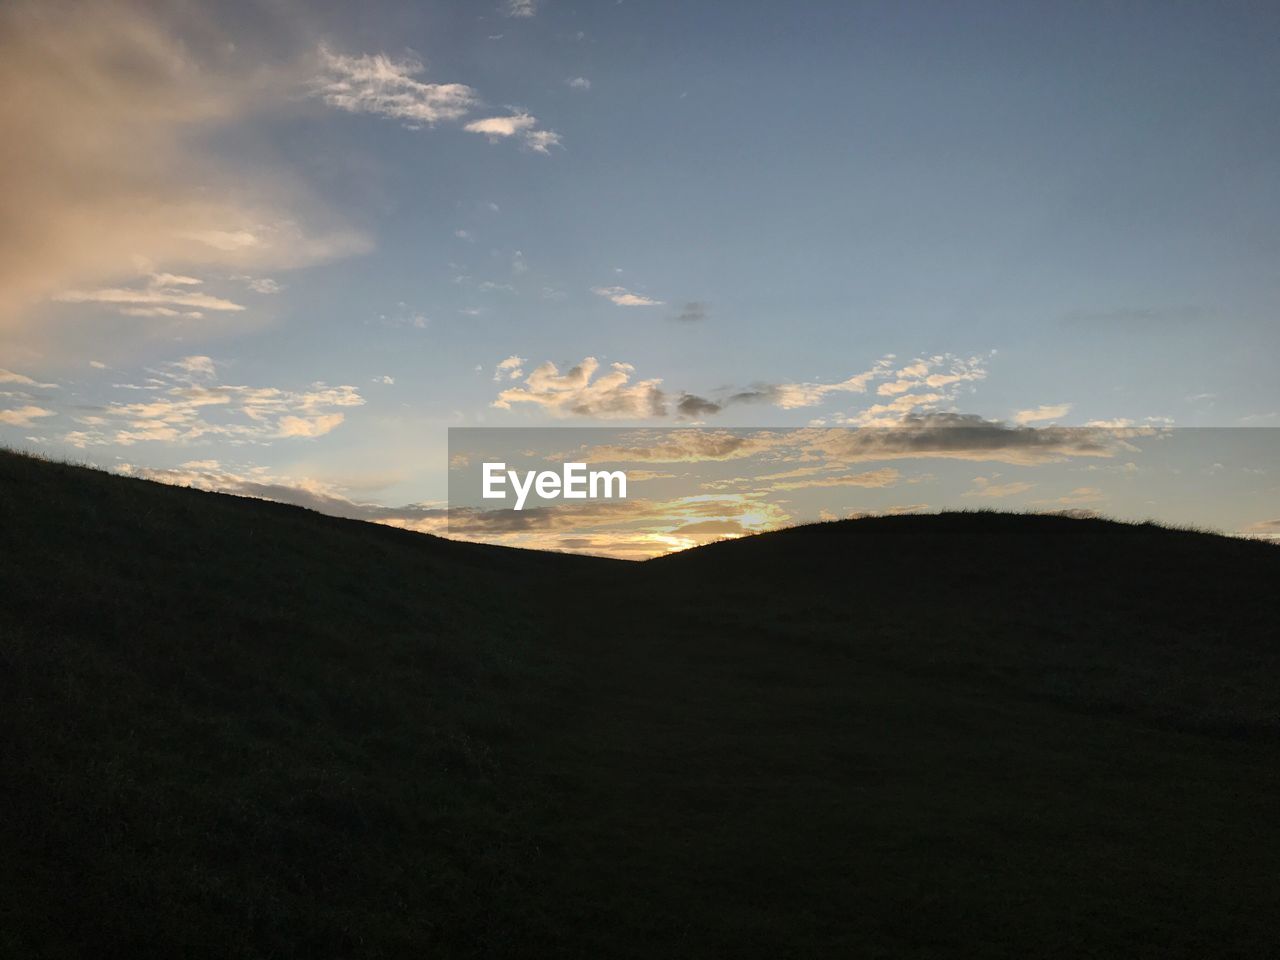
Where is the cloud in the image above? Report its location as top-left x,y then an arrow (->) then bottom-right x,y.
246,277 -> 282,294
56,356 -> 363,447
874,356 -> 987,397
493,355 -> 526,381
575,418 -> 1129,467
314,47 -> 478,126
567,76 -> 591,90
492,356 -> 666,419
372,375 -> 395,385
771,358 -> 896,409
54,274 -> 245,318
963,476 -> 1035,498
0,405 -> 56,426
464,113 -> 562,153
502,0 -> 538,17
801,416 -> 1126,466
762,354 -> 991,421
173,355 -> 217,379
841,392 -> 946,427
0,368 -> 58,389
465,113 -> 538,139
522,129 -> 563,155
592,286 -> 664,307
672,302 -> 709,323
696,354 -> 987,417
676,394 -> 721,418
1013,403 -> 1073,425
0,3 -> 367,336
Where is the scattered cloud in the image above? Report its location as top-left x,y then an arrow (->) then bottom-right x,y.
576,418 -> 1128,467
592,286 -> 664,307
58,355 -> 363,447
522,129 -> 563,154
0,368 -> 58,389
54,274 -> 245,319
0,5 -> 367,337
465,113 -> 537,139
875,356 -> 987,397
492,356 -> 666,419
464,113 -> 562,153
0,405 -> 55,426
771,357 -> 896,409
372,375 -> 395,385
502,0 -> 538,17
1013,403 -> 1073,425
567,76 -> 591,90
314,47 -> 477,126
493,355 -> 526,381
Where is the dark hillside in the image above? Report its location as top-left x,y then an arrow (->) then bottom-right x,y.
2,450 -> 1278,958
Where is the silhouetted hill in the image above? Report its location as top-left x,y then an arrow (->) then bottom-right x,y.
2,449 -> 1278,958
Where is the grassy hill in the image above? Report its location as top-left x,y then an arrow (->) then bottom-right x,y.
2,448 -> 1278,958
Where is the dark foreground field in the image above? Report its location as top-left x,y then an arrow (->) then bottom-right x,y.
2,449 -> 1278,958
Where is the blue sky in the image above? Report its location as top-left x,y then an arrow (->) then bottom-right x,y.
2,0 -> 1277,536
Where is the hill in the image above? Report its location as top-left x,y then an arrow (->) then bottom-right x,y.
2,449 -> 1278,958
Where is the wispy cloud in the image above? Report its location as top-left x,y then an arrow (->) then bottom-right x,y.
54,274 -> 245,319
245,277 -> 282,294
0,405 -> 55,426
592,286 -> 664,307
464,112 -> 562,153
0,368 -> 58,389
875,355 -> 988,397
1014,403 -> 1072,425
502,0 -> 538,18
770,357 -> 896,409
493,356 -> 666,418
0,5 -> 366,337
315,48 -> 478,126
493,355 -> 526,381
576,417 -> 1126,466
58,356 -> 363,447
567,76 -> 591,90
464,113 -> 537,139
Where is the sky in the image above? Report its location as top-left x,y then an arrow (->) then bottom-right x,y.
2,0 -> 1278,552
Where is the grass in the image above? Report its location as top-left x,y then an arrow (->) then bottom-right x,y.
2,448 -> 1278,958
